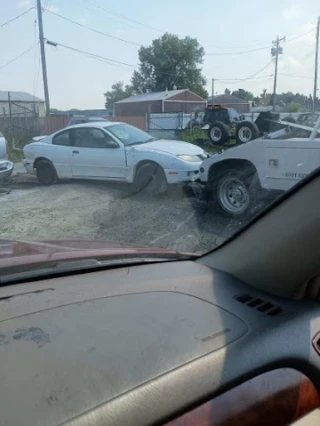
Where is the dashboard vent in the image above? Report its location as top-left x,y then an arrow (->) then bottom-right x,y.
235,294 -> 283,316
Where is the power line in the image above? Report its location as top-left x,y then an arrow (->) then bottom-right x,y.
44,8 -> 141,47
0,7 -> 35,29
278,73 -> 314,80
46,40 -> 137,68
0,44 -> 38,72
207,45 -> 271,56
286,27 -> 316,43
81,0 -> 164,34
80,0 -> 274,49
216,61 -> 273,82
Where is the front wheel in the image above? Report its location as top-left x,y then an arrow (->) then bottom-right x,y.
210,169 -> 259,217
36,159 -> 58,185
132,162 -> 168,195
208,122 -> 229,146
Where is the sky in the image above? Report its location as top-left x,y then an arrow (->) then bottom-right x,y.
0,0 -> 319,109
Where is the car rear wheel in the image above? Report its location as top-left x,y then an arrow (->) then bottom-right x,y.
208,122 -> 229,146
236,121 -> 259,144
209,169 -> 259,218
132,162 -> 167,195
36,159 -> 58,185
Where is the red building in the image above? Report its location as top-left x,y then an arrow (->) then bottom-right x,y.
115,89 -> 207,116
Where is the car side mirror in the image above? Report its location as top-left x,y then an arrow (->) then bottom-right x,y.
105,140 -> 119,149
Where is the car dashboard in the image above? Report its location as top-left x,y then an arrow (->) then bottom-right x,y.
1,260 -> 320,425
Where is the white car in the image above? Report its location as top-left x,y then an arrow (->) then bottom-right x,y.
0,131 -> 14,180
23,122 -> 208,192
199,117 -> 320,217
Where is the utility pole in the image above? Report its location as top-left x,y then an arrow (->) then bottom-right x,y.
211,78 -> 215,105
36,0 -> 50,115
8,92 -> 12,137
312,16 -> 320,121
271,36 -> 285,112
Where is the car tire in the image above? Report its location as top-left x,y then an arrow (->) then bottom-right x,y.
209,168 -> 259,218
132,162 -> 168,195
208,122 -> 229,146
236,121 -> 260,144
36,159 -> 58,185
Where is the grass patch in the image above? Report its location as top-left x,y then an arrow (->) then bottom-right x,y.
5,135 -> 32,163
182,128 -> 227,154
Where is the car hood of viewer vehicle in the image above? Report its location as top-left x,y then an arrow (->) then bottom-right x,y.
0,238 -> 192,269
130,139 -> 204,156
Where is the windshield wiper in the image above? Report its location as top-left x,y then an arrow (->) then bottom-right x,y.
0,252 -> 197,286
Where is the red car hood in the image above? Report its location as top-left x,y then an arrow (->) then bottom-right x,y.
0,238 -> 192,270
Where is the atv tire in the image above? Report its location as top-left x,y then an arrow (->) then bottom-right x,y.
208,122 -> 229,146
236,121 -> 259,144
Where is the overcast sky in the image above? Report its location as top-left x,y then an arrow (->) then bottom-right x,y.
0,0 -> 319,109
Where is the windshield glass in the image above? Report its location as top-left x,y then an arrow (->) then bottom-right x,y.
106,124 -> 155,145
1,0 -> 320,277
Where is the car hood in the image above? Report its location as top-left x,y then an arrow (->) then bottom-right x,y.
0,238 -> 193,269
130,139 -> 204,156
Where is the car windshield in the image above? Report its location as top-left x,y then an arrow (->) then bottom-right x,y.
1,0 -> 320,278
106,124 -> 155,146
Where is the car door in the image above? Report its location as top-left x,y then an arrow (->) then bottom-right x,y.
264,139 -> 320,191
70,127 -> 127,179
50,129 -> 73,178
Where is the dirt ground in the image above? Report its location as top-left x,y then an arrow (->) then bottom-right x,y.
0,168 -> 243,253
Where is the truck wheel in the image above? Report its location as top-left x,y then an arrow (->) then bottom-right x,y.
212,169 -> 258,217
36,159 -> 58,185
236,121 -> 259,144
132,162 -> 167,195
208,122 -> 229,146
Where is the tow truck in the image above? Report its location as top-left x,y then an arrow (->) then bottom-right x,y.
199,115 -> 320,217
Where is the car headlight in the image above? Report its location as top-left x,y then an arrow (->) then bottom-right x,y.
177,154 -> 201,162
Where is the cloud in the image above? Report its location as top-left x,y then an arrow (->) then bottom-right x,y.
279,55 -> 301,72
293,23 -> 317,44
19,0 -> 31,8
44,4 -> 60,13
283,5 -> 301,20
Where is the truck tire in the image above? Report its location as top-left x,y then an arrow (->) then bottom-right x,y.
132,162 -> 167,195
208,122 -> 229,146
236,121 -> 259,144
210,168 -> 258,218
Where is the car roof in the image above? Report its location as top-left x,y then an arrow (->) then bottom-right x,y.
66,122 -> 123,129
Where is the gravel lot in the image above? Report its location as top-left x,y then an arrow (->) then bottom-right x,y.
0,167 -> 244,253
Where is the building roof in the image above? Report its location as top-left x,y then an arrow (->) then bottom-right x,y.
0,91 -> 44,103
116,89 -> 204,104
208,94 -> 249,105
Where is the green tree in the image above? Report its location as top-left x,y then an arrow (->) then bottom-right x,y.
224,88 -> 231,95
231,89 -> 254,101
104,81 -> 135,109
131,33 -> 208,99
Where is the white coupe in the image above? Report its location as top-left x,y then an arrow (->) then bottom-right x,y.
23,122 -> 208,193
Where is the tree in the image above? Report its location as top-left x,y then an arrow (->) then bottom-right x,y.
131,33 -> 208,99
260,89 -> 271,106
231,89 -> 254,101
104,81 -> 135,109
224,88 -> 231,95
